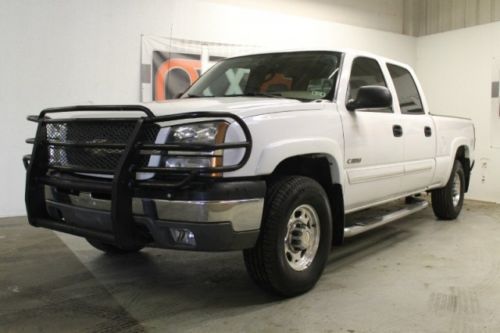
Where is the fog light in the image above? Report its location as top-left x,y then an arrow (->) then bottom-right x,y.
170,228 -> 196,246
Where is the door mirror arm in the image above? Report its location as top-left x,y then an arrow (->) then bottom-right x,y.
346,99 -> 358,111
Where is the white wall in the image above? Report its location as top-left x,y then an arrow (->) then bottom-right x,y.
416,22 -> 500,202
209,0 -> 405,34
0,0 -> 416,217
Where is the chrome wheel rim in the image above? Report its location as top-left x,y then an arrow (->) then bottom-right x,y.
284,204 -> 321,271
452,172 -> 461,207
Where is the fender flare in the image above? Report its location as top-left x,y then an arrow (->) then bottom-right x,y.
255,137 -> 344,185
442,137 -> 472,183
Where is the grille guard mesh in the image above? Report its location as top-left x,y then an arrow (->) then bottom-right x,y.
26,105 -> 252,186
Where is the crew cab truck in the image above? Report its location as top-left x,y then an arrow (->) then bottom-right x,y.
24,50 -> 475,297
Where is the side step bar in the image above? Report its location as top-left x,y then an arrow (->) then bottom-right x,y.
344,200 -> 429,238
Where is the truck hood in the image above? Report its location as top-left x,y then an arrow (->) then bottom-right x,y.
144,97 -> 324,118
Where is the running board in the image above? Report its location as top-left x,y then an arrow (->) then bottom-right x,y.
344,200 -> 429,238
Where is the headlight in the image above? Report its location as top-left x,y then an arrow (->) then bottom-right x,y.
169,122 -> 226,144
161,121 -> 228,172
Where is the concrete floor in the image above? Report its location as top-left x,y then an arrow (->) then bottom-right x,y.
1,199 -> 500,332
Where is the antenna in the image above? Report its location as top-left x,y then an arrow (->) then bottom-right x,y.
165,24 -> 174,101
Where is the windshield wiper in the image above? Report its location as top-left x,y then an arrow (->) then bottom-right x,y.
184,92 -> 304,101
230,92 -> 304,101
240,92 -> 284,98
184,94 -> 207,98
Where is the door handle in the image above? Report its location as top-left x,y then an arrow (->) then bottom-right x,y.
424,126 -> 432,137
393,125 -> 403,137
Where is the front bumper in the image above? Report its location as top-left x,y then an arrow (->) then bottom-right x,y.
25,105 -> 258,251
44,180 -> 265,251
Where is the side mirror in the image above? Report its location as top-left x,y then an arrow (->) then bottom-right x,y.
346,85 -> 392,111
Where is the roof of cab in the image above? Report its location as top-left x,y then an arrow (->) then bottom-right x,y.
230,47 -> 411,71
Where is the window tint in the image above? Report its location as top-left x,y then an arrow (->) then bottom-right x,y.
387,64 -> 424,114
202,68 -> 250,96
348,57 -> 388,101
186,51 -> 341,101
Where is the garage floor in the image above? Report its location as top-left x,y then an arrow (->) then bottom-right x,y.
1,199 -> 500,333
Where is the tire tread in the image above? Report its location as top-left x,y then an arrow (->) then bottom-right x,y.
432,160 -> 464,220
244,176 -> 331,296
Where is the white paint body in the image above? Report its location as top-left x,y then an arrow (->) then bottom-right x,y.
55,49 -> 475,214
134,49 -> 475,213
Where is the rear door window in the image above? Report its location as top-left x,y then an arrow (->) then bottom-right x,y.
387,64 -> 424,114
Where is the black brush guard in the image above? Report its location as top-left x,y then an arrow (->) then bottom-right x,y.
24,105 -> 252,247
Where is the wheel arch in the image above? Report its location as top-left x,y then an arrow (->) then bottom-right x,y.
455,145 -> 472,192
269,154 -> 345,245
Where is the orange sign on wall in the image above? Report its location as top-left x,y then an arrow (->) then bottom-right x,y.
152,51 -> 223,101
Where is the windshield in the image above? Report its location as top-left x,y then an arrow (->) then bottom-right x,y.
184,51 -> 342,102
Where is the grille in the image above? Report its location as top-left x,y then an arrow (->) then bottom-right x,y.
45,121 -> 159,172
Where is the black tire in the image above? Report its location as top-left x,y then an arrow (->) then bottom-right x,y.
86,238 -> 144,254
431,160 -> 465,220
243,176 -> 332,297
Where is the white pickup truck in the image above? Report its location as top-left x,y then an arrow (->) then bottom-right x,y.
25,49 -> 475,297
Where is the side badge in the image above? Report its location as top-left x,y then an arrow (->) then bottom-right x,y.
347,158 -> 362,165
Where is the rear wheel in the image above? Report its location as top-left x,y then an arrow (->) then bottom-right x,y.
431,160 -> 465,220
86,238 -> 144,254
243,176 -> 332,297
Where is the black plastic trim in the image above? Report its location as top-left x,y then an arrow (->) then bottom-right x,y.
135,179 -> 266,201
136,217 -> 259,251
44,201 -> 258,251
36,218 -> 116,243
23,154 -> 31,169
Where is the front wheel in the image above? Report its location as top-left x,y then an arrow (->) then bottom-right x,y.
431,160 -> 465,220
243,176 -> 332,297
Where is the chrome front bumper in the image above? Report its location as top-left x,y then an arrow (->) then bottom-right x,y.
45,186 -> 264,233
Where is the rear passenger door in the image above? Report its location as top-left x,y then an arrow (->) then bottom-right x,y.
387,63 -> 436,193
339,56 -> 405,211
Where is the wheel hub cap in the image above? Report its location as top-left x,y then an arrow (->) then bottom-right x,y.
284,204 -> 321,271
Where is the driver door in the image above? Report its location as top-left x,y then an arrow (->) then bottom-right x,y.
338,56 -> 405,211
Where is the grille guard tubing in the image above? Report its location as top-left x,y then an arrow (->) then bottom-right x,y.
24,105 -> 253,247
